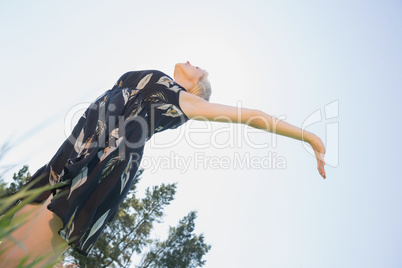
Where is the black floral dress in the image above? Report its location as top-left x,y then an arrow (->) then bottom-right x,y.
23,70 -> 189,256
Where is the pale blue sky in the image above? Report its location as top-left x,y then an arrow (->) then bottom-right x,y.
0,0 -> 401,267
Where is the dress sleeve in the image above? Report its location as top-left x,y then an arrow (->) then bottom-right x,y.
154,74 -> 189,121
143,72 -> 190,136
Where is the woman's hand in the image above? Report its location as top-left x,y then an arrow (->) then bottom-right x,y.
309,135 -> 327,179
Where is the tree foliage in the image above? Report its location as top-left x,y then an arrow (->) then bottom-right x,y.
0,165 -> 31,198
139,211 -> 211,268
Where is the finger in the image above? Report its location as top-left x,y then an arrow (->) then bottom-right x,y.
317,165 -> 326,179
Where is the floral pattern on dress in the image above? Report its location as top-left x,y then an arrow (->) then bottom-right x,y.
22,70 -> 189,256
157,103 -> 184,117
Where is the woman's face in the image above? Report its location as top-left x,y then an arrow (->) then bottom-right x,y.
174,61 -> 204,84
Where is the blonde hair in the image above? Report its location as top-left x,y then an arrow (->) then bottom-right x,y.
189,70 -> 212,101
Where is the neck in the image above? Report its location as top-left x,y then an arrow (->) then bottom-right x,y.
174,74 -> 194,91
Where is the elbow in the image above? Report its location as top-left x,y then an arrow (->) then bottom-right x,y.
245,109 -> 272,131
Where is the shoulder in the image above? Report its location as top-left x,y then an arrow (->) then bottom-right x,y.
178,91 -> 210,119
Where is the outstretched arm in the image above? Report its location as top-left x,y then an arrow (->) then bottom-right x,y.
179,91 -> 326,179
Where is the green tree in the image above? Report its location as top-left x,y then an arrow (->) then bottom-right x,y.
139,211 -> 211,268
5,165 -> 31,196
0,165 -> 32,214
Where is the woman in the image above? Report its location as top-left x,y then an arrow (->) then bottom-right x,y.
0,61 -> 326,267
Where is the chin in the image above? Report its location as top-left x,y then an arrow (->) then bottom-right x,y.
173,65 -> 179,80
174,63 -> 182,71
173,63 -> 184,77
175,63 -> 185,68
